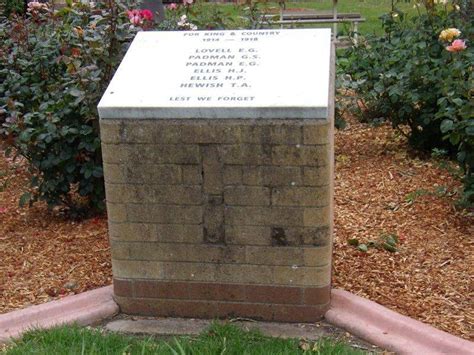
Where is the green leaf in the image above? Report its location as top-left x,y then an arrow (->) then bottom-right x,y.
66,164 -> 76,173
382,243 -> 397,252
19,130 -> 32,142
452,98 -> 464,106
449,132 -> 460,145
440,119 -> 453,133
92,167 -> 103,178
19,192 -> 32,207
357,244 -> 368,252
347,238 -> 359,246
84,168 -> 92,179
384,234 -> 398,246
367,240 -> 377,248
69,88 -> 83,97
374,82 -> 384,94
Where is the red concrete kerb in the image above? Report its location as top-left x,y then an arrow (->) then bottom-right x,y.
326,288 -> 474,355
1,285 -> 473,354
0,285 -> 118,344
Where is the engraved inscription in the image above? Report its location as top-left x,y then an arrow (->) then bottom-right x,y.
168,31 -> 282,104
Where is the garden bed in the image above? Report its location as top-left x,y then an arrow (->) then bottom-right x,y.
0,116 -> 472,340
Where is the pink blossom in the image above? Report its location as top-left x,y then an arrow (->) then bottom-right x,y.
27,1 -> 48,11
0,207 -> 7,214
127,9 -> 154,26
140,9 -> 153,21
27,1 -> 48,14
167,3 -> 178,10
446,39 -> 467,52
183,0 -> 193,5
130,15 -> 141,25
127,9 -> 142,25
127,9 -> 140,18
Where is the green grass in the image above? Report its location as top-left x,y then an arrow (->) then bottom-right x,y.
279,0 -> 416,35
211,0 -> 416,35
4,322 -> 367,355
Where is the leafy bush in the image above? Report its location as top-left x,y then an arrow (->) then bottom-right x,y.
341,0 -> 473,206
3,0 -> 26,17
158,1 -> 231,30
157,0 -> 273,31
0,0 -> 140,215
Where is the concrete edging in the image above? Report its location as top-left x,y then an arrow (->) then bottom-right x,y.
0,285 -> 118,343
1,285 -> 472,354
326,288 -> 474,355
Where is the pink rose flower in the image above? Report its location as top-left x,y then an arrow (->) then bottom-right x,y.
140,9 -> 153,21
127,9 -> 154,26
127,9 -> 142,25
167,3 -> 178,10
127,9 -> 140,18
27,1 -> 48,14
446,39 -> 467,52
131,16 -> 141,25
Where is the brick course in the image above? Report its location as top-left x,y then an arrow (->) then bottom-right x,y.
113,280 -> 330,321
102,118 -> 333,322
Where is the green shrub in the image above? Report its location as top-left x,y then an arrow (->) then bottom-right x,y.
341,0 -> 473,206
3,0 -> 26,17
0,0 -> 140,215
158,1 -> 232,30
157,0 -> 272,31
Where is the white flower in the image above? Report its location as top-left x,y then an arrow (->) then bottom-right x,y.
27,1 -> 48,12
177,14 -> 197,30
177,14 -> 188,26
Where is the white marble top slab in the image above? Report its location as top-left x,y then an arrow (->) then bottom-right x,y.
98,29 -> 332,120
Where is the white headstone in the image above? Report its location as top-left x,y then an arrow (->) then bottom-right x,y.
98,29 -> 332,120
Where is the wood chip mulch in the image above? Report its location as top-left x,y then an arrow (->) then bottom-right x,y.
0,116 -> 472,340
332,116 -> 473,341
0,156 -> 112,311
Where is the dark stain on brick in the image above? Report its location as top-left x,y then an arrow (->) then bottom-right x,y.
118,121 -> 126,142
271,227 -> 289,246
203,226 -> 224,244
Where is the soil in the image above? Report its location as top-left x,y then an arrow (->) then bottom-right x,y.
0,116 -> 472,340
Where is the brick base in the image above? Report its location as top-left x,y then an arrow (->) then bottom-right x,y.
103,117 -> 334,322
113,279 -> 329,322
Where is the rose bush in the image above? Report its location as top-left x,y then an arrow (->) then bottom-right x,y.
340,0 -> 473,206
158,0 -> 273,31
0,0 -> 141,215
3,0 -> 26,17
158,0 -> 233,31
